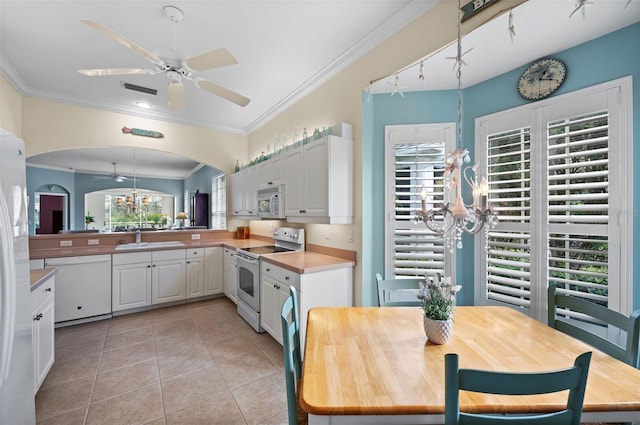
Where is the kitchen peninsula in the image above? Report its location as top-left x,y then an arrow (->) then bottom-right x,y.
29,229 -> 356,330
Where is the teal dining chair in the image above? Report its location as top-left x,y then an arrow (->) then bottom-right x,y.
376,273 -> 424,307
548,283 -> 640,368
444,352 -> 592,425
281,286 -> 307,425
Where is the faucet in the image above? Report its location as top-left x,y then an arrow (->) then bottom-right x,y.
136,229 -> 141,244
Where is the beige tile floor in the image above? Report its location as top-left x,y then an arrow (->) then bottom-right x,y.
35,297 -> 290,425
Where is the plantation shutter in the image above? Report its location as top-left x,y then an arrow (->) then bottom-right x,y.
485,127 -> 532,308
385,124 -> 455,280
547,111 -> 609,307
211,174 -> 227,230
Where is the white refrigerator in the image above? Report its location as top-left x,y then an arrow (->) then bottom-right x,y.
0,129 -> 36,424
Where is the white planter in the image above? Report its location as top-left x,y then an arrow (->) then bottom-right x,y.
423,316 -> 453,344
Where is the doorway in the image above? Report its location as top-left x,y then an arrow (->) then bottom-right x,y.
35,192 -> 68,234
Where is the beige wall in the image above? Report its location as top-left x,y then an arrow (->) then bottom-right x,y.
1,74 -> 23,137
21,97 -> 247,173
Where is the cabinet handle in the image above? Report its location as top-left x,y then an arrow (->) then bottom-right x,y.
45,287 -> 52,292
153,264 -> 156,267
266,268 -> 270,272
187,261 -> 190,264
147,265 -> 151,268
285,276 -> 290,280
299,209 -> 306,213
76,306 -> 82,310
34,313 -> 43,321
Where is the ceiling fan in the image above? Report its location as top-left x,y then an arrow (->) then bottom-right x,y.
94,162 -> 131,183
78,5 -> 250,109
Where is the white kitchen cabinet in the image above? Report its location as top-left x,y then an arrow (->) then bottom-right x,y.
260,259 -> 353,353
230,167 -> 257,217
45,255 -> 112,323
112,252 -> 152,311
32,274 -> 55,393
255,154 -> 285,188
223,247 -> 238,304
151,249 -> 186,304
186,248 -> 205,298
284,135 -> 353,224
204,247 -> 224,295
260,263 -> 300,344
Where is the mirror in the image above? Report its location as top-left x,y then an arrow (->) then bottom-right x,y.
26,147 -> 225,234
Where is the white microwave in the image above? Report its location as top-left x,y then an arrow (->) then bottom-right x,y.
256,186 -> 285,219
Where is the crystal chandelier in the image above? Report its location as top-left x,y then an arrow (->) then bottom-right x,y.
415,0 -> 497,250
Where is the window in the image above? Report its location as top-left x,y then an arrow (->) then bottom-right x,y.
475,77 -> 633,321
384,124 -> 456,280
211,173 -> 227,230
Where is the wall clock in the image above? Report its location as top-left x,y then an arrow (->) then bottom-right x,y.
517,58 -> 566,101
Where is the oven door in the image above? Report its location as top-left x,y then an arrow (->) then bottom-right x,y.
236,252 -> 260,312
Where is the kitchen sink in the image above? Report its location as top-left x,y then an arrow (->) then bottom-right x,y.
115,241 -> 185,251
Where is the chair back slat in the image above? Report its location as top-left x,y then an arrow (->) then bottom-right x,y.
548,283 -> 640,368
376,273 -> 424,307
445,352 -> 592,425
281,286 -> 304,425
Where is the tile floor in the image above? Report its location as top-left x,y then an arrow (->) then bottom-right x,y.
35,297 -> 290,425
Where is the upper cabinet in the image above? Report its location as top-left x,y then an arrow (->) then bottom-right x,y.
231,133 -> 353,224
285,135 -> 353,224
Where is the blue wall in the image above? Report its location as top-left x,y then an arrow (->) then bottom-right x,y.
184,165 -> 225,222
363,22 -> 640,308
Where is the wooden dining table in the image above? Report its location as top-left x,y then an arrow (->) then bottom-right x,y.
300,306 -> 640,425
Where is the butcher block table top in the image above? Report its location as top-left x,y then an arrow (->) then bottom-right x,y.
301,306 -> 640,425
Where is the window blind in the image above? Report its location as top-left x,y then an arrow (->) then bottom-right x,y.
211,173 -> 227,230
392,142 -> 446,278
485,128 -> 532,307
547,111 -> 609,310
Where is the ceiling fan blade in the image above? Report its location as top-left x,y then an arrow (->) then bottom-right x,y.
168,82 -> 185,109
78,68 -> 150,77
184,48 -> 238,72
81,20 -> 163,65
196,80 -> 250,107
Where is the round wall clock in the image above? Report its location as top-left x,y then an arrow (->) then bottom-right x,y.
517,58 -> 567,101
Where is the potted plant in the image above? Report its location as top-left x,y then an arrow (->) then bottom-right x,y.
417,274 -> 461,344
85,212 -> 95,229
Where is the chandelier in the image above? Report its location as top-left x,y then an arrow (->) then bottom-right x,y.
415,0 -> 497,250
115,149 -> 148,216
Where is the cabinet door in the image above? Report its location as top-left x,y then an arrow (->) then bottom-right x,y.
284,147 -> 305,216
112,263 -> 152,311
33,296 -> 55,393
152,260 -> 186,304
223,250 -> 237,304
303,140 -> 329,216
231,172 -> 243,216
267,154 -> 284,186
260,277 -> 278,339
186,257 -> 205,298
204,247 -> 223,295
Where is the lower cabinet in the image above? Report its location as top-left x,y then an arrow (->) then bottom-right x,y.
223,248 -> 238,304
32,274 -> 55,393
113,249 -> 186,311
260,260 -> 353,353
112,252 -> 152,311
186,248 -> 205,299
151,250 -> 186,304
204,247 -> 224,295
260,274 -> 292,344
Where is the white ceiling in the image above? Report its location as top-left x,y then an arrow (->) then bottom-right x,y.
2,0 -> 639,179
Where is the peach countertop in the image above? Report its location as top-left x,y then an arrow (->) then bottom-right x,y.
30,268 -> 57,291
29,236 -> 355,274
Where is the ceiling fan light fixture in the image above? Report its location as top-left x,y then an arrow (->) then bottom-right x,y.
164,5 -> 184,24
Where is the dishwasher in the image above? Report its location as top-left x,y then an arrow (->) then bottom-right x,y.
45,254 -> 112,324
